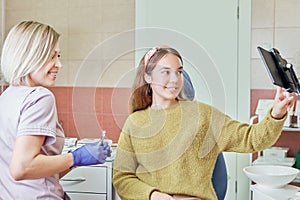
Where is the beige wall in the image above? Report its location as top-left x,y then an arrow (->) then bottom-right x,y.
251,0 -> 300,89
4,0 -> 135,87
3,1 -> 300,89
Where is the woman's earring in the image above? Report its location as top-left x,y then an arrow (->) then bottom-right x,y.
147,83 -> 152,95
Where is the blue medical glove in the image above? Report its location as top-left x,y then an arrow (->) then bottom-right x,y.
70,141 -> 112,168
103,141 -> 112,157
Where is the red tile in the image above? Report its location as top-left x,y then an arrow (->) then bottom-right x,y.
57,112 -> 69,133
71,87 -> 98,114
68,113 -> 79,138
99,114 -> 128,143
102,88 -> 113,114
101,87 -> 131,115
49,87 -> 71,113
48,86 -> 131,142
110,88 -> 131,115
94,88 -> 103,113
273,131 -> 300,157
250,89 -> 275,116
72,112 -> 104,139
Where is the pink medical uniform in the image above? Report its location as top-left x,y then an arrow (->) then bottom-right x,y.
0,86 -> 69,200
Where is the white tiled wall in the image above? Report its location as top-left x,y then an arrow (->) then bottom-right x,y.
251,0 -> 300,89
4,0 -> 135,87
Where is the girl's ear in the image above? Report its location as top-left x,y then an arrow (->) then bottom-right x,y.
144,73 -> 152,84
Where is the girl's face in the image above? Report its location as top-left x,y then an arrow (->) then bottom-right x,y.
146,53 -> 183,108
29,43 -> 62,87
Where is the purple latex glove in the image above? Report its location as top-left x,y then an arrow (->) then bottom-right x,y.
71,141 -> 112,168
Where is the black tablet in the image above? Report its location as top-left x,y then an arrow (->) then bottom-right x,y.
257,46 -> 300,94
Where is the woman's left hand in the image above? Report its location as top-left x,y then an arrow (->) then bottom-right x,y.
271,86 -> 295,119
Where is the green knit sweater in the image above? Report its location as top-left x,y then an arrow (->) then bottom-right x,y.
113,101 -> 285,200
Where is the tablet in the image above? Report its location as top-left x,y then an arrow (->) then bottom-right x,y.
257,46 -> 300,94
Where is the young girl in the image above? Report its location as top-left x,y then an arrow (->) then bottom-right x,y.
113,46 -> 294,200
0,21 -> 111,200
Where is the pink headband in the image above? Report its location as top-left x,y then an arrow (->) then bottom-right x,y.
144,47 -> 160,66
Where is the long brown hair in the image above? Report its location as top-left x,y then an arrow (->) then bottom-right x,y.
129,47 -> 187,113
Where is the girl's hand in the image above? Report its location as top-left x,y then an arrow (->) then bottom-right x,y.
150,191 -> 175,200
271,87 -> 295,119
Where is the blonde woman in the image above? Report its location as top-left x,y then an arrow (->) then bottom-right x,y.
0,21 -> 111,200
113,46 -> 294,200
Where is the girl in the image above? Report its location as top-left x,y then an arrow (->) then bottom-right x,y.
113,46 -> 294,200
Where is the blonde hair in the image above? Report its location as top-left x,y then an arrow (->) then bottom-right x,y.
130,47 -> 187,113
1,21 -> 60,86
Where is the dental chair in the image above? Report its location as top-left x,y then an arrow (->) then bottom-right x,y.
183,70 -> 228,200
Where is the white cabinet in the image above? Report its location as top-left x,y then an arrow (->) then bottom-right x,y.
67,193 -> 106,200
60,162 -> 113,200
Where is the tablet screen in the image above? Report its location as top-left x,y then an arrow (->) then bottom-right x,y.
257,46 -> 300,94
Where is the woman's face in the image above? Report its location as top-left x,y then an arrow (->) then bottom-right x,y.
29,43 -> 62,87
146,53 -> 183,108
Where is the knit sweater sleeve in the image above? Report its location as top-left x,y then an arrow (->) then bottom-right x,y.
113,117 -> 157,200
216,108 -> 286,153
